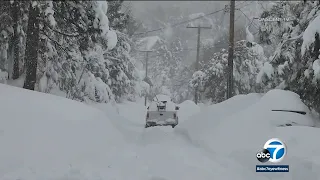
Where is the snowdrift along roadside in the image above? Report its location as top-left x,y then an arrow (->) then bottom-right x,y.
177,100 -> 200,122
176,93 -> 262,143
0,84 -> 268,180
2,83 -> 320,180
0,84 -> 128,179
177,89 -> 320,180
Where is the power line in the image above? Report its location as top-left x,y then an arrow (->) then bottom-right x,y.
135,1 -> 261,61
133,9 -> 224,36
235,13 -> 242,22
235,1 -> 252,9
144,15 -> 246,60
237,9 -> 260,31
133,1 -> 250,37
237,9 -> 260,36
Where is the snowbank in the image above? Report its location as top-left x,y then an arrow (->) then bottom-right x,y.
258,89 -> 314,127
6,74 -> 25,88
178,90 -> 314,151
178,100 -> 200,122
0,84 -> 267,180
176,93 -> 264,151
177,89 -> 320,179
176,93 -> 262,143
0,84 -> 126,179
2,83 -> 319,180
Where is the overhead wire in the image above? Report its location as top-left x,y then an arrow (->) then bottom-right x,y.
136,1 -> 264,90
133,9 -> 225,36
133,1 -> 251,36
144,4 -> 250,59
237,9 -> 260,31
137,1 -> 260,59
235,13 -> 242,22
235,1 -> 252,9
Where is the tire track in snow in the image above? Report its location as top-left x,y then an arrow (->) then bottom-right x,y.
173,128 -> 271,180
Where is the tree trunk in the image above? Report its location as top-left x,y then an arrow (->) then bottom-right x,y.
314,33 -> 320,59
23,3 -> 40,90
11,1 -> 20,80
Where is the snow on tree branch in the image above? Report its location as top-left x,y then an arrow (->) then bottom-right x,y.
301,15 -> 320,56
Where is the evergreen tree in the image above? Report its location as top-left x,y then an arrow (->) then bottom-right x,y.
257,1 -> 320,112
107,0 -> 128,33
193,40 -> 266,103
0,1 -> 13,82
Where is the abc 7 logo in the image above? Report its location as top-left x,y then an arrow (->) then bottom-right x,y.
256,138 -> 286,163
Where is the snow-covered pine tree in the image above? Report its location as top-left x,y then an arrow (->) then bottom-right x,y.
0,1 -> 13,83
256,1 -> 320,112
104,0 -> 141,102
35,1 -> 116,102
107,0 -> 129,33
233,40 -> 267,94
0,1 -> 28,83
258,1 -> 300,57
198,49 -> 228,103
103,30 -> 139,102
195,39 -> 267,103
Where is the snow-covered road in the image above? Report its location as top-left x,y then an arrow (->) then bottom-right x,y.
1,84 -> 320,180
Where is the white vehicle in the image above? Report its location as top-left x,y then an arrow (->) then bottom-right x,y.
145,94 -> 179,128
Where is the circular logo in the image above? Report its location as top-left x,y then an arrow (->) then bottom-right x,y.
263,138 -> 286,163
256,149 -> 270,163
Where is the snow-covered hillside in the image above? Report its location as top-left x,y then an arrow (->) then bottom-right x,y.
1,83 -> 320,180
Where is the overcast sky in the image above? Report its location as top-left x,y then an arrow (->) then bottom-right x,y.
125,1 -> 268,63
127,1 -> 227,23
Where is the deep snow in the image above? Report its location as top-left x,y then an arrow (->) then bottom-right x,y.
177,89 -> 320,180
1,84 -> 320,180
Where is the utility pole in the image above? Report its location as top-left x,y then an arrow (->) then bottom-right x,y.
187,24 -> 212,104
227,0 -> 235,99
139,50 -> 153,106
